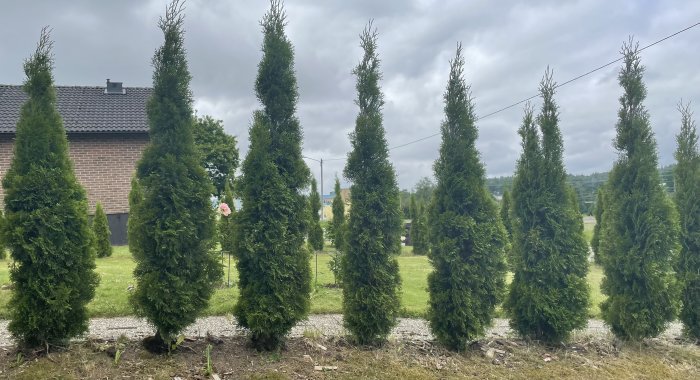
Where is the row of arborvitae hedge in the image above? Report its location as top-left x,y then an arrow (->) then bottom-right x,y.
2,0 -> 698,354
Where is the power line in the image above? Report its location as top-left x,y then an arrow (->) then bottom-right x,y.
303,21 -> 700,175
388,21 -> 700,151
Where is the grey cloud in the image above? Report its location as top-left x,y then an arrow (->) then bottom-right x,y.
1,0 -> 699,192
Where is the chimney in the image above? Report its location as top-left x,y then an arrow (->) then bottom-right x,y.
105,79 -> 125,94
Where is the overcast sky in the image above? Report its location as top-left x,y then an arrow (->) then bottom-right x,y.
1,0 -> 699,192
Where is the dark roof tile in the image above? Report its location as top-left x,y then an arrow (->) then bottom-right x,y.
0,84 -> 152,133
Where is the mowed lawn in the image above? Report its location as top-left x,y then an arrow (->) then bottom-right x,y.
0,243 -> 606,320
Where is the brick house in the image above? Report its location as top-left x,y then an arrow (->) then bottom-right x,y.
0,80 -> 152,245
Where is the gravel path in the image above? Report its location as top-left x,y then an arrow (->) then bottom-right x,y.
0,316 -> 685,347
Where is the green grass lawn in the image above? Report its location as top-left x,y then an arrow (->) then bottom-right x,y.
0,245 -> 606,319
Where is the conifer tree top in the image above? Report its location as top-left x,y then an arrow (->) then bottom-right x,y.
614,38 -> 655,159
345,22 -> 392,182
676,102 -> 698,162
23,27 -> 54,100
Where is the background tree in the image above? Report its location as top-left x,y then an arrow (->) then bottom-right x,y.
218,181 -> 236,255
411,204 -> 430,255
413,177 -> 436,206
2,28 -> 98,347
129,1 -> 221,349
599,40 -> 679,340
234,1 -> 311,351
330,177 -> 346,251
591,188 -> 605,260
92,202 -> 112,258
328,177 -> 346,286
500,189 -> 513,268
343,23 -> 402,346
309,177 -> 324,252
506,70 -> 589,343
427,45 -> 506,350
193,115 -> 239,196
674,102 -> 700,338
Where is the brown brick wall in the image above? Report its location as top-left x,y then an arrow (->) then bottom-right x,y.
0,133 -> 149,215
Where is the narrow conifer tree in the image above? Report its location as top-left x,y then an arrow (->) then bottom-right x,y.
127,177 -> 143,256
674,102 -> 700,339
129,1 -> 221,349
427,45 -> 507,350
599,40 -> 679,340
500,189 -> 513,241
92,202 -> 112,258
506,69 -> 589,343
500,189 -> 514,268
409,194 -> 418,220
330,177 -> 346,251
342,23 -> 402,345
2,28 -> 98,347
309,178 -> 324,252
329,177 -> 346,285
591,188 -> 605,259
234,0 -> 311,351
412,204 -> 430,255
218,181 -> 236,255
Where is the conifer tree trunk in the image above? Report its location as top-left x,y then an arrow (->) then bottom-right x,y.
599,39 -> 679,340
342,23 -> 402,346
2,28 -> 98,348
129,0 -> 220,349
427,44 -> 507,350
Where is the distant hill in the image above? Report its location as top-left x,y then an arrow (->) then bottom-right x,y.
487,164 -> 676,214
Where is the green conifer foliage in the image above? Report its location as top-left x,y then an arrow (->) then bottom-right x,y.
330,177 -> 346,251
127,177 -> 143,257
2,29 -> 98,347
427,45 -> 507,350
599,40 -> 679,340
218,181 -> 236,255
129,1 -> 220,347
500,189 -> 514,268
506,69 -> 589,343
409,194 -> 418,220
0,210 -> 6,260
234,1 -> 311,351
500,190 -> 513,236
92,202 -> 112,258
309,178 -> 324,251
674,102 -> 700,339
591,188 -> 605,259
411,204 -> 430,255
342,23 -> 402,346
329,177 -> 346,285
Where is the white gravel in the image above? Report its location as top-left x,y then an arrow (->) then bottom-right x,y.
0,315 -> 685,347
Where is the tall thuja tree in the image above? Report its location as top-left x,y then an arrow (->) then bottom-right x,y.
234,0 -> 311,351
500,189 -> 514,268
500,189 -> 513,241
308,177 -> 324,252
591,188 -> 605,259
92,202 -> 112,258
129,1 -> 220,348
330,177 -> 346,251
599,40 -> 679,340
674,102 -> 700,338
329,177 -> 346,285
2,29 -> 98,347
412,204 -> 430,255
427,45 -> 507,350
506,70 -> 589,343
343,23 -> 402,345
